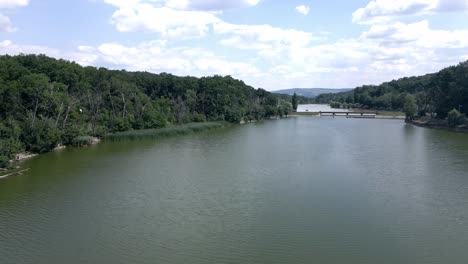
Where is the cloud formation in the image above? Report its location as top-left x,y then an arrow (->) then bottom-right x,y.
0,0 -> 28,9
295,5 -> 310,15
109,4 -> 220,38
0,0 -> 29,32
0,14 -> 15,32
353,0 -> 468,24
165,0 -> 260,10
33,19 -> 468,88
105,0 -> 316,45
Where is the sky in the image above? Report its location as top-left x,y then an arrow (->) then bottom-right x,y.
1,0 -> 468,91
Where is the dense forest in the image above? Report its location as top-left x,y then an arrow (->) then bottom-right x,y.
315,61 -> 468,120
0,54 -> 304,168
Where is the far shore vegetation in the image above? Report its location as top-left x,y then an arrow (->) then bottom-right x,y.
105,122 -> 228,142
315,61 -> 468,128
0,54 -> 310,169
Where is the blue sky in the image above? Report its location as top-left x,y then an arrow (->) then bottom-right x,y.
1,0 -> 468,90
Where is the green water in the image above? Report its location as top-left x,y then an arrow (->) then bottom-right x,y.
1,118 -> 468,264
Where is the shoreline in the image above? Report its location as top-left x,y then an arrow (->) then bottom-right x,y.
407,119 -> 468,133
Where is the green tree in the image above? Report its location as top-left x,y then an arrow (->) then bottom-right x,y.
22,118 -> 61,153
403,94 -> 418,120
292,93 -> 298,112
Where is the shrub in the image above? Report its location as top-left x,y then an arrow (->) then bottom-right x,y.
330,101 -> 342,109
0,155 -> 9,168
62,124 -> 87,146
141,108 -> 166,129
22,118 -> 62,153
71,136 -> 95,147
448,109 -> 466,127
192,113 -> 207,123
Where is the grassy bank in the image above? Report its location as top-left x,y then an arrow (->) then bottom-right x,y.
105,122 -> 230,142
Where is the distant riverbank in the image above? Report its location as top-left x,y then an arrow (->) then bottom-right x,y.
289,111 -> 405,119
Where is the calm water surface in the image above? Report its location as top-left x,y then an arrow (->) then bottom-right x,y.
297,104 -> 336,112
1,118 -> 468,264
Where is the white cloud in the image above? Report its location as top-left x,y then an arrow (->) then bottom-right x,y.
109,4 -> 220,38
74,40 -> 261,78
214,22 -> 318,50
105,0 -> 259,10
0,39 -> 62,56
0,0 -> 28,9
295,5 -> 310,15
104,0 -> 317,45
166,0 -> 260,10
0,0 -> 28,32
362,20 -> 468,48
437,0 -> 468,11
352,0 -> 468,24
0,13 -> 15,32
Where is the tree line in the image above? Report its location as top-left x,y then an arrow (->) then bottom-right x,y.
0,54 -> 299,168
315,61 -> 468,121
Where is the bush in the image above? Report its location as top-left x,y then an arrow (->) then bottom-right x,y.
71,136 -> 94,147
330,101 -> 342,109
0,138 -> 23,168
224,108 -> 243,123
62,124 -> 87,146
22,118 -> 61,153
0,138 -> 22,154
93,125 -> 109,138
0,155 -> 9,168
448,109 -> 466,127
109,117 -> 132,132
141,108 -> 166,129
192,113 -> 207,123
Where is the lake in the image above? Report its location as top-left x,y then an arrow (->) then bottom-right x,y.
297,104 -> 341,112
1,118 -> 468,264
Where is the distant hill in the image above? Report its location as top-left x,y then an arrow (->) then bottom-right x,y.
272,88 -> 352,98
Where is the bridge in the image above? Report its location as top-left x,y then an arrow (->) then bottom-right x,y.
319,111 -> 377,118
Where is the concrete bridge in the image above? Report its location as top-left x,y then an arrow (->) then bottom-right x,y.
319,111 -> 377,118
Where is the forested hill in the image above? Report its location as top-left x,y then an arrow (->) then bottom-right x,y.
0,54 -> 297,167
315,61 -> 468,118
